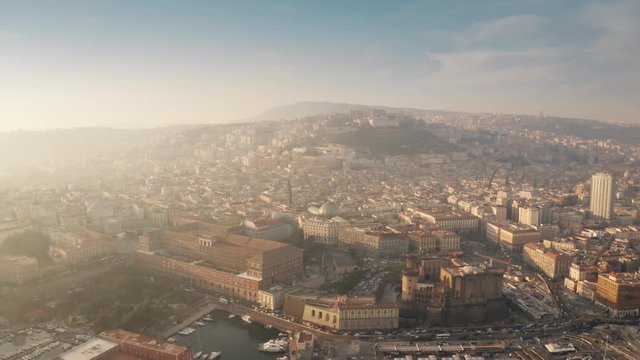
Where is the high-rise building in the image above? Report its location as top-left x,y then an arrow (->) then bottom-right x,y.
590,172 -> 614,221
518,206 -> 540,226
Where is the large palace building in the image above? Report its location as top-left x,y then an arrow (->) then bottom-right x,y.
284,294 -> 399,330
135,221 -> 303,303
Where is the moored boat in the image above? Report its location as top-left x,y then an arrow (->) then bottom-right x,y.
258,343 -> 285,353
208,351 -> 222,360
258,338 -> 288,353
241,315 -> 252,324
178,327 -> 196,336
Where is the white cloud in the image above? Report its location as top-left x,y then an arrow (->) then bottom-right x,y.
424,47 -> 568,91
582,0 -> 640,73
416,1 -> 640,122
467,15 -> 549,44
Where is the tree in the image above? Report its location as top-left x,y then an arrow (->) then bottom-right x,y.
0,229 -> 52,263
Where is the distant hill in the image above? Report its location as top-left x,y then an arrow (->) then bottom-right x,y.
239,101 -> 441,122
512,117 -> 640,144
320,125 -> 461,155
243,101 -> 640,145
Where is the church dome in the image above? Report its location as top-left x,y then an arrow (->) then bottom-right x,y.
317,201 -> 341,217
307,200 -> 342,217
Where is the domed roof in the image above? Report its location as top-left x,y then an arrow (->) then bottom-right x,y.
318,201 -> 341,217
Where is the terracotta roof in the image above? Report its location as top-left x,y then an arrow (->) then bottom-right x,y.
99,329 -> 190,356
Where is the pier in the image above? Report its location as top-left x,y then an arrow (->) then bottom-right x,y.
160,302 -> 218,339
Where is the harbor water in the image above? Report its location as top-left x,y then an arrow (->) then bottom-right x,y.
173,309 -> 285,360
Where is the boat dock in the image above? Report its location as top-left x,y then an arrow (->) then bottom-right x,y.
160,302 -> 218,339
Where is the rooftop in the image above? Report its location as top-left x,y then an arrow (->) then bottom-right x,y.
0,254 -> 38,265
100,329 -> 190,356
58,338 -> 119,360
599,272 -> 640,285
443,265 -> 504,277
236,271 -> 262,281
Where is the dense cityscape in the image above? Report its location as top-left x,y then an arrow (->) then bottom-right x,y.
2,0 -> 640,359
1,107 -> 640,359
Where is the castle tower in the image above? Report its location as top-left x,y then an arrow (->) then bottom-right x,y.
405,253 -> 418,269
401,253 -> 419,302
402,268 -> 419,302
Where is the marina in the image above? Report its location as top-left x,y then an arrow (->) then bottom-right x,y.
160,302 -> 218,339
172,309 -> 283,360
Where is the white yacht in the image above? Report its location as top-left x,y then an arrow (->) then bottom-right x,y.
258,342 -> 286,353
241,315 -> 252,324
258,338 -> 288,353
178,327 -> 196,336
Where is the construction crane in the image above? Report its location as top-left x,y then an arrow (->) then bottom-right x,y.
474,251 -> 512,274
487,166 -> 501,188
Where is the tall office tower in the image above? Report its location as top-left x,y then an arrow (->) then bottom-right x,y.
590,172 -> 614,221
518,206 -> 540,226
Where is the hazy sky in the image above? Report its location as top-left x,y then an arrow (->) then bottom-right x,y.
1,0 -> 638,130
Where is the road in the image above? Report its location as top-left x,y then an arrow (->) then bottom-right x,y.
375,341 -> 507,354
